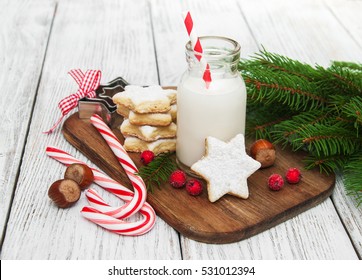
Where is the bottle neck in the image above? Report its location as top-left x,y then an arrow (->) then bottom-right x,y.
185,36 -> 241,79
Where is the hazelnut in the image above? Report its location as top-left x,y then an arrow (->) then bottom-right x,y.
48,179 -> 81,208
250,139 -> 276,168
64,163 -> 94,190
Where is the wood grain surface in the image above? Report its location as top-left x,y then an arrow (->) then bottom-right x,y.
1,0 -> 361,260
0,0 -> 56,244
63,112 -> 335,244
0,0 -> 181,260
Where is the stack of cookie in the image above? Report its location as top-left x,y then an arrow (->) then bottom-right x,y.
112,85 -> 177,155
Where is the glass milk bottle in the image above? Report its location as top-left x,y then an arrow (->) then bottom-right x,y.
176,36 -> 246,171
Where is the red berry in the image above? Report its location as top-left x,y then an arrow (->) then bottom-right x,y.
140,150 -> 155,165
286,168 -> 301,184
268,174 -> 284,191
169,170 -> 187,188
186,179 -> 203,196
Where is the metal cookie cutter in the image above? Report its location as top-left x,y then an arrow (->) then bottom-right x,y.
78,77 -> 129,124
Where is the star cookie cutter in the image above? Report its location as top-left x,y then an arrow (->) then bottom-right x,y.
78,77 -> 129,124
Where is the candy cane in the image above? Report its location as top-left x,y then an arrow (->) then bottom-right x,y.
47,146 -> 142,220
183,11 -> 212,88
46,146 -> 156,235
90,114 -> 147,217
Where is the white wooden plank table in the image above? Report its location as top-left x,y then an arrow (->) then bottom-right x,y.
0,0 -> 361,260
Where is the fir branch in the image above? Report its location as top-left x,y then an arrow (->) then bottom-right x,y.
296,123 -> 360,157
342,96 -> 362,134
240,49 -> 362,206
246,101 -> 294,140
272,110 -> 330,149
327,94 -> 353,112
303,154 -> 347,175
137,152 -> 176,192
343,153 -> 362,206
332,61 -> 362,72
239,48 -> 321,81
241,65 -> 326,111
317,63 -> 362,97
248,118 -> 288,140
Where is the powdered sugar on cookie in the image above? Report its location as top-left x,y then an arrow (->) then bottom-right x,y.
121,119 -> 177,141
191,134 -> 261,202
113,85 -> 176,113
113,85 -> 178,154
124,137 -> 176,155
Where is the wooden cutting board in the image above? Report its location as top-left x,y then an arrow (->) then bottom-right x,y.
62,112 -> 335,244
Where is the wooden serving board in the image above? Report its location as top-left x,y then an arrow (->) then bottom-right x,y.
62,112 -> 335,244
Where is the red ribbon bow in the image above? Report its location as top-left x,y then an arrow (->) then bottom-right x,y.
44,69 -> 102,134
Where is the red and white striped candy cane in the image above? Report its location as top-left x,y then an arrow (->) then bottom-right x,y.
46,147 -> 156,235
90,114 -> 147,215
81,190 -> 155,235
81,204 -> 155,235
47,145 -> 143,220
183,11 -> 212,88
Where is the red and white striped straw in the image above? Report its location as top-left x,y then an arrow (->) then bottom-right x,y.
183,11 -> 212,88
46,146 -> 156,235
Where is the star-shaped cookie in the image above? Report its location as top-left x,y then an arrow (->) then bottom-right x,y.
191,134 -> 261,202
112,85 -> 176,114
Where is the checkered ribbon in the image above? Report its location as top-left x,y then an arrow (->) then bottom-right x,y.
44,69 -> 101,134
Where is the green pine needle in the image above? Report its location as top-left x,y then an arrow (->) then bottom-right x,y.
137,152 -> 176,192
342,96 -> 362,134
239,48 -> 362,206
294,123 -> 360,157
332,61 -> 362,72
343,153 -> 362,207
303,154 -> 347,175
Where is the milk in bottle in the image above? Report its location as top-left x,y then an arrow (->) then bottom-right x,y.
176,36 -> 247,170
